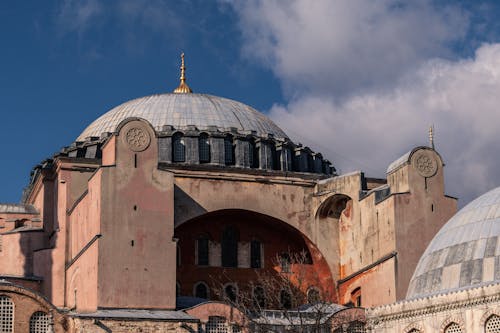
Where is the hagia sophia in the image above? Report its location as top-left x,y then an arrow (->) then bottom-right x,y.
0,55 -> 499,332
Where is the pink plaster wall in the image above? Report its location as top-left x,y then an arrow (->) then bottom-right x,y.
65,169 -> 102,311
97,120 -> 177,309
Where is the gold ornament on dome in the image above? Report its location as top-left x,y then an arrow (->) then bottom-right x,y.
125,127 -> 150,152
173,52 -> 193,94
412,150 -> 438,178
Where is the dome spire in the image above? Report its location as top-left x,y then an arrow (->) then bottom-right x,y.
429,125 -> 435,149
173,52 -> 193,94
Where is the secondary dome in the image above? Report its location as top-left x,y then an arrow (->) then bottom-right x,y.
407,186 -> 500,299
76,93 -> 288,141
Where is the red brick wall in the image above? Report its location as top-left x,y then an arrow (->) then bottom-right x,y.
175,209 -> 336,304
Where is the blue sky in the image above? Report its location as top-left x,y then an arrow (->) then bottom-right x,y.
2,0 -> 500,206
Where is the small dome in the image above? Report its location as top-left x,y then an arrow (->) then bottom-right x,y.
77,93 -> 288,141
407,186 -> 500,299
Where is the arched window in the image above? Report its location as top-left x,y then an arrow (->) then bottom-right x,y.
0,296 -> 13,333
271,145 -> 279,170
224,135 -> 235,165
253,286 -> 266,309
351,287 -> 361,307
280,289 -> 292,309
224,284 -> 238,302
221,226 -> 238,267
485,315 -> 500,333
250,240 -> 262,268
199,133 -> 210,163
30,311 -> 50,333
194,282 -> 210,299
172,132 -> 186,162
444,322 -> 462,333
307,287 -> 321,304
249,139 -> 259,168
197,235 -> 209,266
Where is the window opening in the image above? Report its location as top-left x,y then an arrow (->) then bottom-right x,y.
206,316 -> 228,333
0,296 -> 13,333
221,226 -> 238,267
224,136 -> 235,165
199,134 -> 210,163
485,315 -> 500,333
197,235 -> 209,266
194,282 -> 209,299
280,289 -> 292,309
307,287 -> 321,304
250,240 -> 261,268
224,284 -> 237,302
444,322 -> 462,333
249,140 -> 259,168
29,311 -> 50,333
172,133 -> 186,162
351,287 -> 362,307
253,286 -> 266,309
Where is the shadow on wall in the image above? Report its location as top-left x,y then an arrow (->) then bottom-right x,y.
174,185 -> 208,227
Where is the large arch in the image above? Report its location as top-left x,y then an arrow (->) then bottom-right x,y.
174,209 -> 337,306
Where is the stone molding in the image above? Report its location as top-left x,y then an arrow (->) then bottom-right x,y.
480,309 -> 500,327
439,316 -> 464,332
367,283 -> 500,323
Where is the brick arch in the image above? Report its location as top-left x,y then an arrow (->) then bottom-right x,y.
440,316 -> 465,333
403,322 -> 424,333
0,282 -> 67,332
175,209 -> 337,303
0,282 -> 58,312
481,309 -> 500,330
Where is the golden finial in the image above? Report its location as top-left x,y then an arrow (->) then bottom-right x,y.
429,125 -> 435,149
173,52 -> 193,94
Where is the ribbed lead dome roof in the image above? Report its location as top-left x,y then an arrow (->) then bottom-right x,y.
77,93 -> 288,141
407,186 -> 500,299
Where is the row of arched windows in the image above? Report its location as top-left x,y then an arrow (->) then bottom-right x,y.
169,131 -> 332,173
404,315 -> 500,333
196,227 -> 262,268
0,295 -> 51,333
171,133 -> 279,169
186,282 -> 321,310
173,133 -> 243,165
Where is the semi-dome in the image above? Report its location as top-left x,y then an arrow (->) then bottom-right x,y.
407,186 -> 500,299
77,93 -> 288,141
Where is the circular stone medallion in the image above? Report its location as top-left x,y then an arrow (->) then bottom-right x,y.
125,127 -> 151,152
412,150 -> 438,178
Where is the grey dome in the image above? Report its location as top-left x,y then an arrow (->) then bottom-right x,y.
407,186 -> 500,299
77,93 -> 288,141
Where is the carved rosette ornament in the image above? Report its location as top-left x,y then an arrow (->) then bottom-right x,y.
412,150 -> 438,178
125,127 -> 150,152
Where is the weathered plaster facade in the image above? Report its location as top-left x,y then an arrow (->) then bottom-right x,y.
1,72 -> 477,332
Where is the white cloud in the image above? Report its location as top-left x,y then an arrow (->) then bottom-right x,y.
228,0 -> 468,98
269,44 -> 500,205
226,0 -> 500,205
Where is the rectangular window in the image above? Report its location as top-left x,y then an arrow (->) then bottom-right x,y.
198,238 -> 209,266
250,240 -> 261,268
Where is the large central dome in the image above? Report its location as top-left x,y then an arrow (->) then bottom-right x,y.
77,93 -> 288,141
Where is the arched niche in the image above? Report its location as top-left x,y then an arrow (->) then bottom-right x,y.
174,209 -> 337,304
317,194 -> 352,220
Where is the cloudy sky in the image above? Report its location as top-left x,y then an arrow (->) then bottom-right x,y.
1,0 -> 500,206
